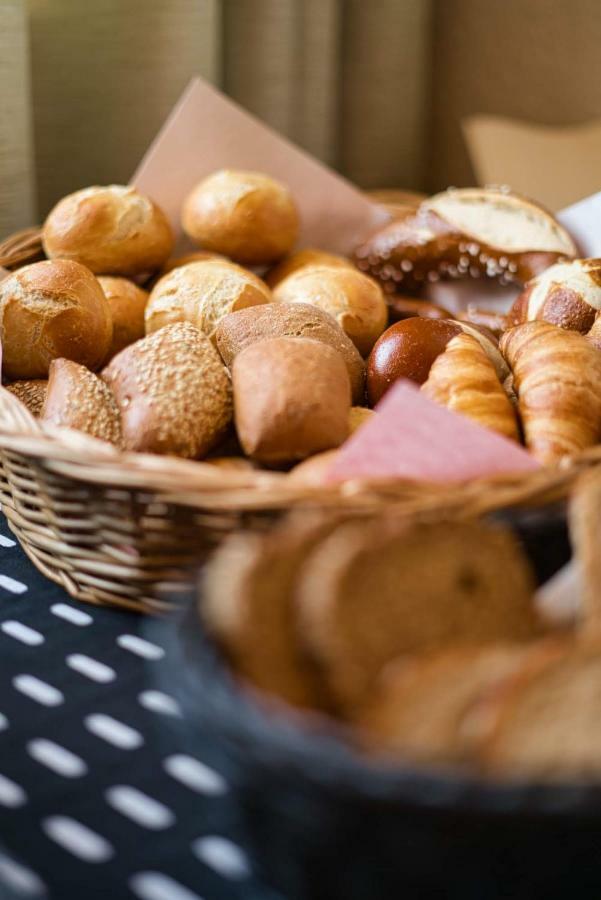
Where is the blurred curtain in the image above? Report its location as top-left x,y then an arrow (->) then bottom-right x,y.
0,0 -> 432,235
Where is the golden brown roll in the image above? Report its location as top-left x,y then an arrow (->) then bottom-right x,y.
145,260 -> 272,340
98,276 -> 148,362
264,248 -> 354,288
182,169 -> 299,265
102,323 -> 232,458
214,301 -> 365,404
42,185 -> 174,275
5,380 -> 47,416
232,336 -> 351,465
348,406 -> 374,434
0,259 -> 113,379
41,359 -> 123,447
274,265 -> 388,356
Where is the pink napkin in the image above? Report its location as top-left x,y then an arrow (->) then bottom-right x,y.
327,380 -> 540,484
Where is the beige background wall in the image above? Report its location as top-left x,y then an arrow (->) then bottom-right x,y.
1,0 -> 601,235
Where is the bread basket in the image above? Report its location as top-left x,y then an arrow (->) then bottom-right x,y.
0,226 -> 598,613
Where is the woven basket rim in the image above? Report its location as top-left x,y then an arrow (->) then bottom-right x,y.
0,382 -> 596,516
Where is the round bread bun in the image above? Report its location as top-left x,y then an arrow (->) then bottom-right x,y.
274,265 -> 388,356
42,185 -> 174,275
214,301 -> 365,404
0,259 -> 113,379
264,248 -> 354,288
182,169 -> 299,265
102,322 -> 232,458
145,259 -> 272,340
98,276 -> 149,362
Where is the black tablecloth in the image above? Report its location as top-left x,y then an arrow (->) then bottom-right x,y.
0,516 -> 279,900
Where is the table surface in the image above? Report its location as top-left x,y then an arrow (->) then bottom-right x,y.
0,515 -> 279,900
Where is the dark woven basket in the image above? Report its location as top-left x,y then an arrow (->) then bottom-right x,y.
152,507 -> 601,900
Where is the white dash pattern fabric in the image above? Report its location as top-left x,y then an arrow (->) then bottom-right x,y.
0,519 -> 280,900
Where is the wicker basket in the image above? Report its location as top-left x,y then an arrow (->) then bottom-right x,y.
1,226 -> 599,613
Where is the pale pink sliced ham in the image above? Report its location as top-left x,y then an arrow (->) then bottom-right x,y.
326,380 -> 539,484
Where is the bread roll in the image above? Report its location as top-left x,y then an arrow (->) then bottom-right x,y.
215,301 -> 365,404
102,323 -> 232,458
0,259 -> 112,379
348,406 -> 374,434
274,265 -> 387,356
264,248 -> 353,288
41,358 -> 123,447
232,336 -> 351,464
509,258 -> 601,333
98,276 -> 148,362
145,260 -> 271,340
288,450 -> 339,486
297,518 -> 538,712
42,185 -> 174,275
182,169 -> 299,265
5,379 -> 47,416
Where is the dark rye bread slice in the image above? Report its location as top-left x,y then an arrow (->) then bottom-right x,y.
297,518 -> 540,714
214,301 -> 366,404
464,639 -> 601,780
202,514 -> 345,710
355,644 -> 534,767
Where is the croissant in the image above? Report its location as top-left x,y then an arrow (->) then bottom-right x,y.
500,321 -> 601,463
422,333 -> 519,441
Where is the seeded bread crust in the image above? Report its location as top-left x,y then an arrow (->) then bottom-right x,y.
42,359 -> 123,448
5,380 -> 47,417
102,323 -> 232,458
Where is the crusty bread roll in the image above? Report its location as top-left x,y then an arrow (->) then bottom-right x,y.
355,187 -> 577,293
509,258 -> 601,333
102,323 -> 232,458
215,302 -> 365,404
5,380 -> 47,417
348,406 -> 374,434
0,259 -> 113,379
42,185 -> 174,275
145,260 -> 272,340
98,276 -> 148,362
274,265 -> 387,356
264,248 -> 354,288
297,518 -> 538,713
232,336 -> 351,465
41,359 -> 123,447
182,169 -> 299,265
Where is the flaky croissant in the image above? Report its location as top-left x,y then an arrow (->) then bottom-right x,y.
422,333 -> 519,441
500,321 -> 601,463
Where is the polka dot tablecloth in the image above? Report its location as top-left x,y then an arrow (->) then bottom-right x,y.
0,517 -> 280,900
